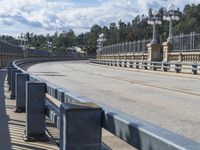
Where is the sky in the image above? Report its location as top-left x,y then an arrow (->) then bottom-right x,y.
0,0 -> 199,37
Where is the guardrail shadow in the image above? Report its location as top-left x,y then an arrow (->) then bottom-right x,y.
0,70 -> 11,150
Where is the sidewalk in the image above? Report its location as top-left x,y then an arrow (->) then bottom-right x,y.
0,69 -> 134,150
0,69 -> 59,150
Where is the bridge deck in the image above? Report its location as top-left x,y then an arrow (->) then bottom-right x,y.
0,70 -> 59,150
28,60 -> 200,143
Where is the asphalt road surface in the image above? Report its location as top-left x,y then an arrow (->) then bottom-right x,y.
28,60 -> 200,143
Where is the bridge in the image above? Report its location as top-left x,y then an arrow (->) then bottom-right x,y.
1,26 -> 200,150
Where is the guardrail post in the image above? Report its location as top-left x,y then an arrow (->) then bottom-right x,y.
7,67 -> 15,91
129,61 -> 133,68
60,102 -> 102,150
115,60 -> 117,66
136,62 -> 139,69
124,61 -> 127,67
162,62 -> 168,72
144,62 -> 148,70
10,69 -> 21,99
192,64 -> 197,74
24,81 -> 47,141
14,73 -> 29,112
175,63 -> 181,73
118,61 -> 122,67
152,63 -> 157,71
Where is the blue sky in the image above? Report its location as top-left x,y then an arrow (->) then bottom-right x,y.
0,0 -> 199,37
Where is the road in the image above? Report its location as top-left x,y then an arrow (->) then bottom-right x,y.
28,60 -> 200,143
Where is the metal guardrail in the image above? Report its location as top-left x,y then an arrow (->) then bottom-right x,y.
90,59 -> 200,75
7,58 -> 200,150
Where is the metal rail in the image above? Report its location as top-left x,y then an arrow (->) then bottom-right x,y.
10,58 -> 200,150
90,59 -> 200,75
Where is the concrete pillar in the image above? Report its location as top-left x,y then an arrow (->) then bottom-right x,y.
24,82 -> 47,141
60,102 -> 102,150
147,43 -> 161,61
7,67 -> 15,90
14,73 -> 29,112
10,69 -> 21,99
162,42 -> 172,62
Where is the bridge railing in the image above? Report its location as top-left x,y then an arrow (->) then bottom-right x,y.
101,40 -> 150,55
171,32 -> 200,52
7,58 -> 200,150
90,59 -> 200,75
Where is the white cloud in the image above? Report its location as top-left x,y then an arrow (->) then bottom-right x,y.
0,0 -> 199,35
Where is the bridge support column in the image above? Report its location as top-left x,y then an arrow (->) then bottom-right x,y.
10,69 -> 21,99
147,43 -> 161,61
24,82 -> 47,141
14,73 -> 29,112
60,102 -> 102,150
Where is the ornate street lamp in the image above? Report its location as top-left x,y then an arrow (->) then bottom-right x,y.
19,33 -> 27,48
163,4 -> 180,43
97,33 -> 106,55
147,10 -> 162,44
47,41 -> 52,52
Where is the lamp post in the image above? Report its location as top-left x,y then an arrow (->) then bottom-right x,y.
47,41 -> 52,52
163,4 -> 180,43
19,33 -> 27,48
147,10 -> 162,44
97,33 -> 106,55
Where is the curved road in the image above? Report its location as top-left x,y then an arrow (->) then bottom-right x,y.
28,60 -> 200,142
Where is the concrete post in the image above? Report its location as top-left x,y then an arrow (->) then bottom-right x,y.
7,67 -> 15,90
147,43 -> 161,61
162,42 -> 172,62
10,69 -> 21,99
24,82 -> 47,141
60,102 -> 102,150
14,73 -> 29,112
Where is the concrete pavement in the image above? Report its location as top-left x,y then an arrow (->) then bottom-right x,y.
28,60 -> 200,143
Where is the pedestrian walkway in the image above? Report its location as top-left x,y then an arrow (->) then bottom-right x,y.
0,69 -> 59,150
